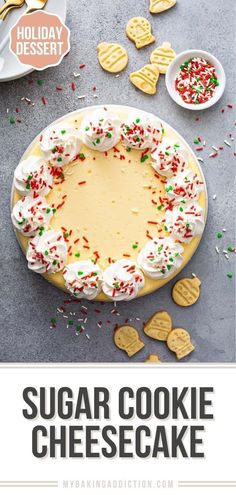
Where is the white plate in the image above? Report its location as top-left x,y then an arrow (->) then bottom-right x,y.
0,0 -> 67,82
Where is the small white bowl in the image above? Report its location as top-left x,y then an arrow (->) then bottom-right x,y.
165,49 -> 226,111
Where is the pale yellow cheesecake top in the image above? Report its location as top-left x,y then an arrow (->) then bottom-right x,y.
11,106 -> 207,301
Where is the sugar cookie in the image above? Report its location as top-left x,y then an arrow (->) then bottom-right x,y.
144,310 -> 172,341
130,64 -> 159,95
149,0 -> 176,14
167,328 -> 195,360
145,354 -> 162,363
150,42 -> 176,74
114,325 -> 145,357
172,277 -> 201,307
126,17 -> 155,49
97,42 -> 128,73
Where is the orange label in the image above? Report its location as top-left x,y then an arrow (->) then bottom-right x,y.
10,11 -> 70,70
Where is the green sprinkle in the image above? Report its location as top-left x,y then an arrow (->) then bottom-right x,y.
140,154 -> 149,163
25,184 -> 30,190
75,253 -> 80,258
157,205 -> 163,211
9,116 -> 16,124
46,208 -> 51,214
114,283 -> 120,289
44,250 -> 49,256
57,157 -> 63,162
167,265 -> 172,270
68,320 -> 74,326
165,151 -> 170,156
51,147 -> 57,152
227,245 -> 233,252
132,244 -> 138,249
93,272 -> 98,276
161,269 -> 166,274
18,219 -> 25,225
27,175 -> 33,180
127,147 -> 131,152
162,127 -> 165,134
194,138 -> 200,145
164,226 -> 168,232
227,272 -> 233,279
179,207 -> 184,212
85,126 -> 90,131
158,246 -> 163,252
64,232 -> 69,238
169,257 -> 174,262
186,223 -> 190,228
50,318 -> 56,325
77,271 -> 83,275
96,138 -> 101,144
37,79 -> 44,86
175,252 -> 179,257
217,232 -> 223,239
165,186 -> 173,192
79,153 -> 85,159
107,132 -> 112,138
135,137 -> 141,142
76,325 -> 82,333
52,208 -> 57,213
52,260 -> 57,266
135,118 -> 141,123
61,129 -> 66,134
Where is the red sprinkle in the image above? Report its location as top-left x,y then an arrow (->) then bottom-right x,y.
78,181 -> 86,186
79,64 -> 86,69
41,96 -> 47,105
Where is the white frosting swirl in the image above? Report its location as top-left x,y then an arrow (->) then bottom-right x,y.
102,259 -> 144,301
165,170 -> 204,204
26,230 -> 67,274
165,202 -> 205,243
80,109 -> 121,151
14,156 -> 53,196
120,112 -> 163,150
138,237 -> 184,279
151,138 -> 188,178
40,123 -> 81,166
11,196 -> 53,237
63,261 -> 102,300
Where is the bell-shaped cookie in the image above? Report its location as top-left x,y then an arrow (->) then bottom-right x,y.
150,42 -> 176,74
97,42 -> 128,73
150,0 -> 177,14
114,325 -> 145,357
145,354 -> 162,363
130,64 -> 159,95
126,17 -> 155,49
167,328 -> 195,359
144,310 -> 172,341
172,277 -> 201,307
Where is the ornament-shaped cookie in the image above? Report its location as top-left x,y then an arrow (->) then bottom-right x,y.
144,311 -> 172,341
167,328 -> 195,360
172,277 -> 201,307
150,42 -> 176,74
126,17 -> 155,49
114,325 -> 145,357
97,42 -> 128,73
145,354 -> 162,363
130,64 -> 159,95
150,0 -> 177,14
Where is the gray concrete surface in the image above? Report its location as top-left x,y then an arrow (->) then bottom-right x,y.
0,0 -> 235,362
